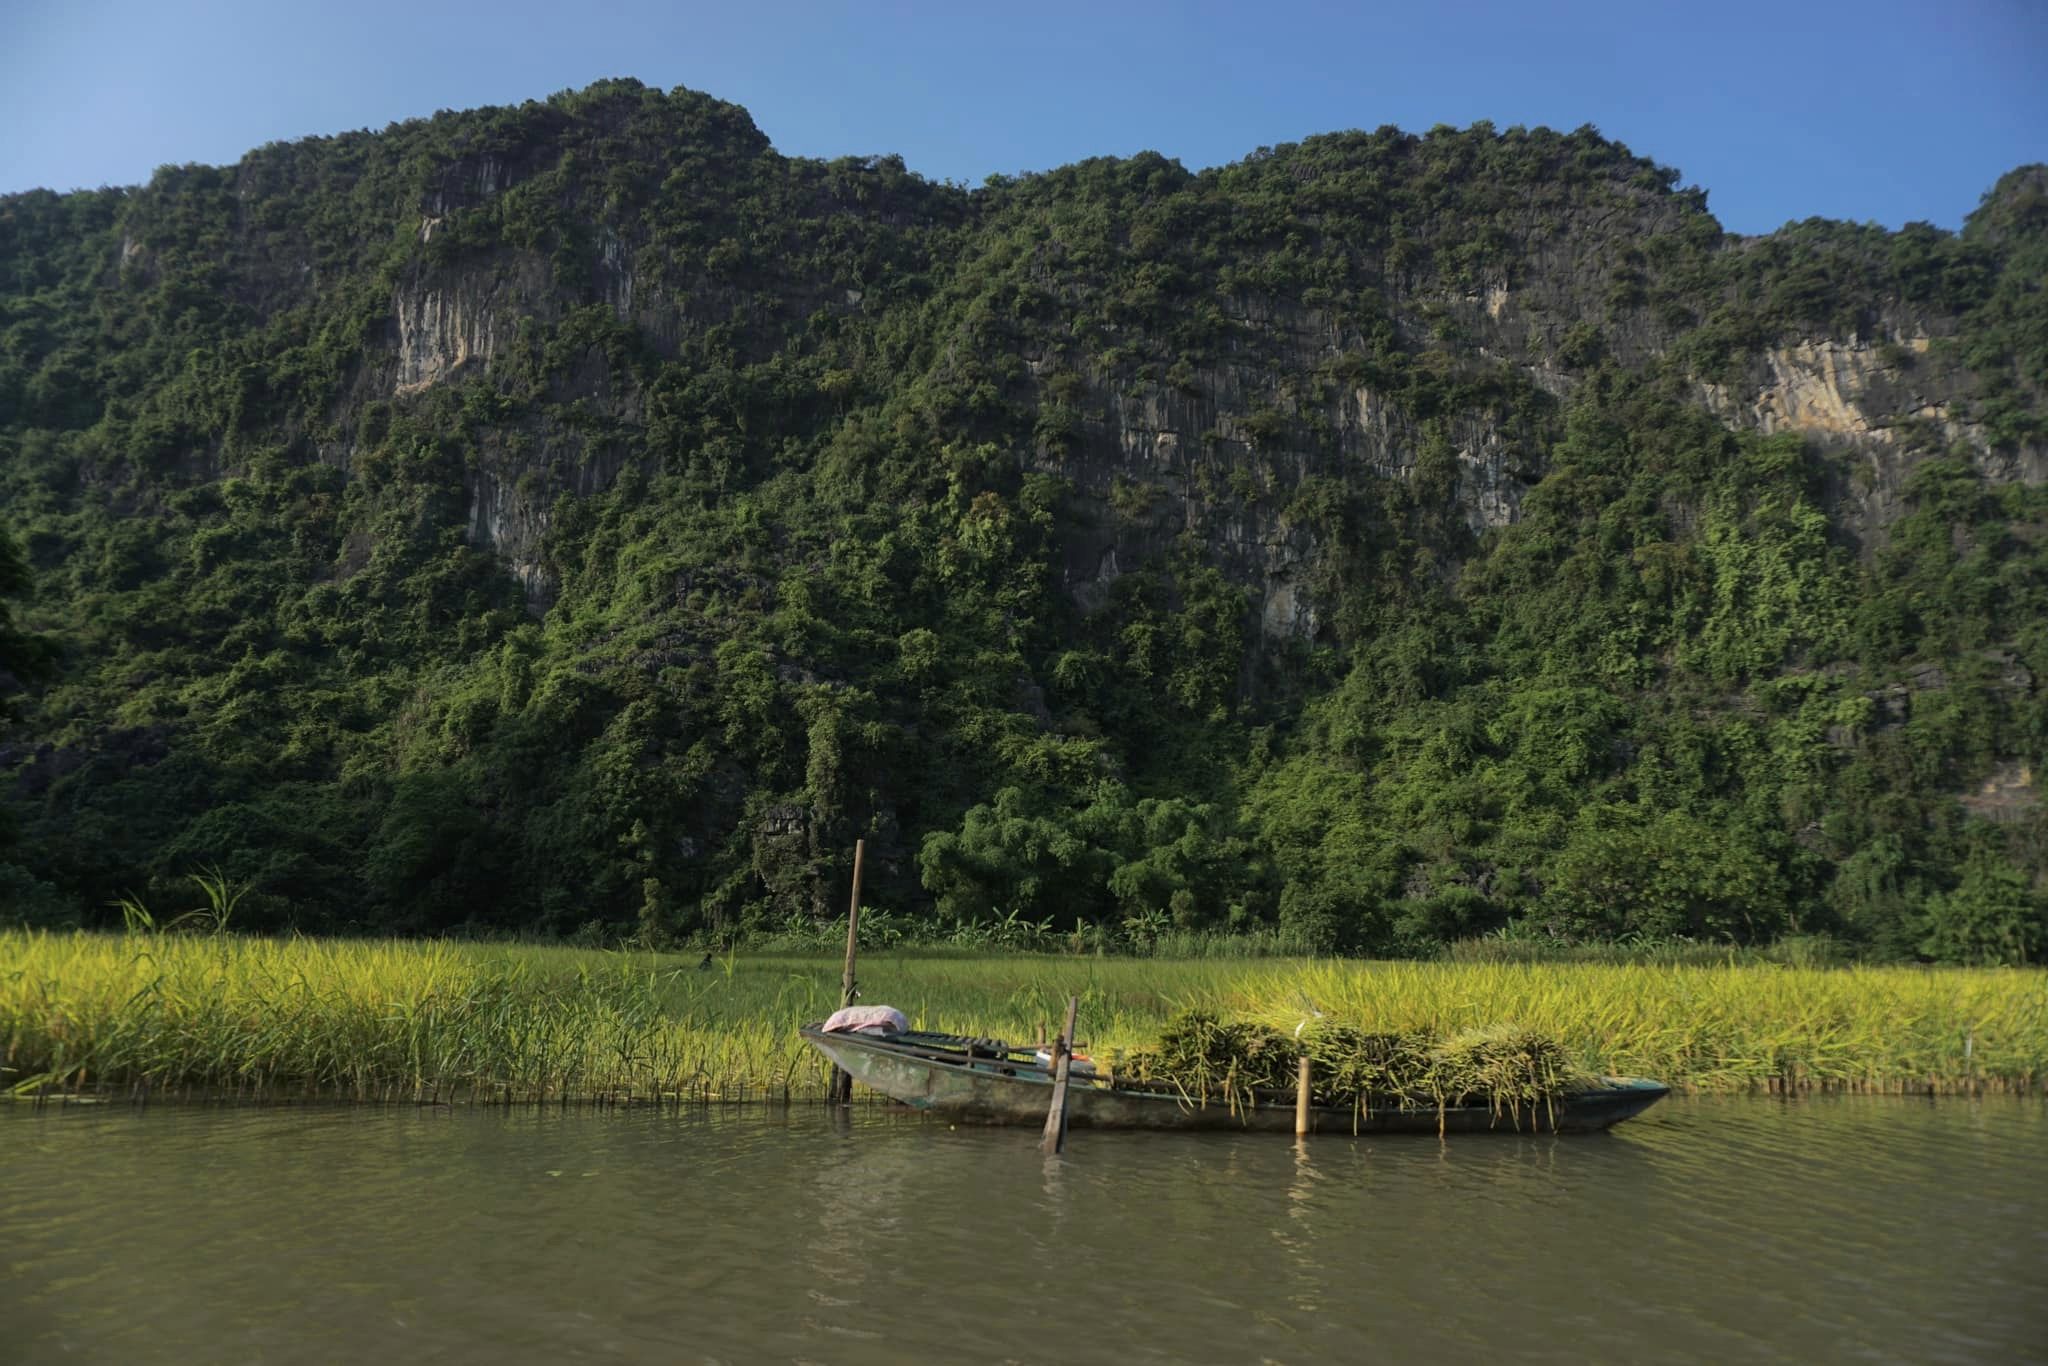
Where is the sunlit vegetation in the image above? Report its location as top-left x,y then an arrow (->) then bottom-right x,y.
0,82 -> 2044,961
4,932 -> 2040,1102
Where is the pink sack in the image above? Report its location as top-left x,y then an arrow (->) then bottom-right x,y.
822,1005 -> 909,1036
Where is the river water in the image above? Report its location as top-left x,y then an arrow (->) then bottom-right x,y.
3,1096 -> 2042,1364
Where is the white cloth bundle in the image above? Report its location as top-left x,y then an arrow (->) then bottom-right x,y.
821,1005 -> 909,1035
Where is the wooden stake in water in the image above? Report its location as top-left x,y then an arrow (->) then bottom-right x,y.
828,839 -> 866,1105
1295,1055 -> 1313,1137
1040,995 -> 1081,1156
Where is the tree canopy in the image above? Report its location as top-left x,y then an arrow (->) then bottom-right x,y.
1,82 -> 2042,960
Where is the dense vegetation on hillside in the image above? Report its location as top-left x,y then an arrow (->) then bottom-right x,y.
2,80 -> 2044,960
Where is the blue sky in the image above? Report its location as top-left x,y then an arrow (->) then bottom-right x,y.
3,0 -> 2042,234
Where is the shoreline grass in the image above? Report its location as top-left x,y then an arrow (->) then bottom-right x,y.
3,930 -> 2043,1104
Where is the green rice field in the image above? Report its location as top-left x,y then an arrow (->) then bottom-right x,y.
3,930 -> 2042,1102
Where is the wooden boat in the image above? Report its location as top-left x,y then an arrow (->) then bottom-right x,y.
800,1024 -> 1670,1134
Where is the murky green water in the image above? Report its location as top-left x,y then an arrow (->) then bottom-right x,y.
3,1097 -> 2042,1363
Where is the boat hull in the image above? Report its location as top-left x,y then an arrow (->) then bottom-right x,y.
801,1026 -> 1668,1134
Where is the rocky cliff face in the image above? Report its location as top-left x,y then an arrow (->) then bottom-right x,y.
398,273 -> 2036,633
97,86 -> 2038,645
1700,337 -> 2045,527
355,128 -> 2042,639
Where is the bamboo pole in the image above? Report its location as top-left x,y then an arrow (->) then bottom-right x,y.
1295,1055 -> 1312,1137
828,839 -> 866,1105
839,839 -> 865,1010
1040,995 -> 1081,1156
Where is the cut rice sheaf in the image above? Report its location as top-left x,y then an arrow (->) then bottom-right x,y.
1111,1010 -> 1593,1123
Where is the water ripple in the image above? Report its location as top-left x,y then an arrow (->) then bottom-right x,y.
2,1097 -> 2042,1364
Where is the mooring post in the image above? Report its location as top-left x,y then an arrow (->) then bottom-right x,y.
1040,995 -> 1081,1156
828,838 -> 866,1105
1295,1055 -> 1312,1138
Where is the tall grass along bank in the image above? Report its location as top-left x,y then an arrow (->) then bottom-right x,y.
3,932 -> 2041,1104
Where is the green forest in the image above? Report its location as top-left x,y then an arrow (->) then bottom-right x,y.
2,79 -> 2044,961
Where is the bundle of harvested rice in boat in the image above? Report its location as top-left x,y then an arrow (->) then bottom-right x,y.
1425,1024 -> 1586,1116
1300,1024 -> 1437,1110
1115,1010 -> 1590,1121
1114,1010 -> 1294,1111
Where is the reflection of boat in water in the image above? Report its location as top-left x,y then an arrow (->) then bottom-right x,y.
800,1025 -> 1670,1134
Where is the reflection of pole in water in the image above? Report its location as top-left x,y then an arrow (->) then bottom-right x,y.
1290,1137 -> 1315,1214
803,1114 -> 924,1298
1283,1131 -> 1325,1314
1041,1149 -> 1068,1211
800,1115 -> 1018,1342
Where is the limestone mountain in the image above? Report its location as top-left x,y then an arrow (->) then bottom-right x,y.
2,79 -> 2043,958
